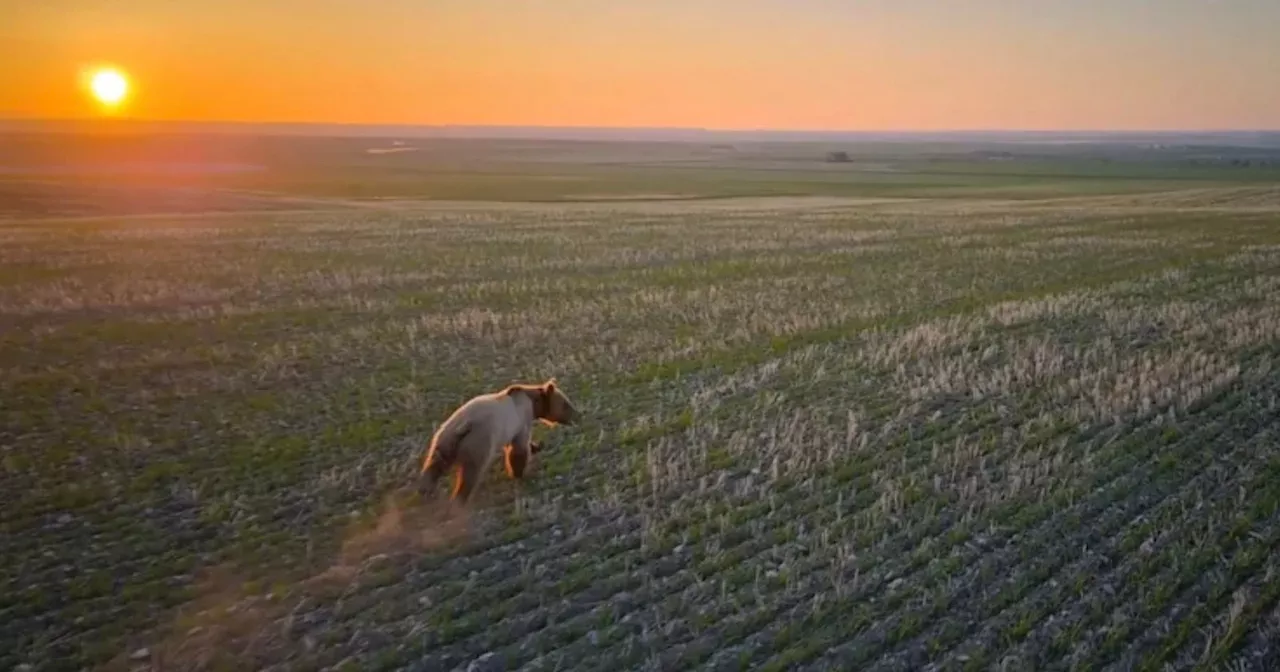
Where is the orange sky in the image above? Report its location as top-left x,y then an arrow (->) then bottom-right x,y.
4,0 -> 1279,130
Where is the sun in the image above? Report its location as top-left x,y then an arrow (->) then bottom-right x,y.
88,68 -> 130,107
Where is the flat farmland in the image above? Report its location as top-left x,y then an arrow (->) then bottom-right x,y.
5,180 -> 1280,671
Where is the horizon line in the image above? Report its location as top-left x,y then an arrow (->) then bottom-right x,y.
3,116 -> 1280,137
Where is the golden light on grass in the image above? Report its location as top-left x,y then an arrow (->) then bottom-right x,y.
84,66 -> 130,110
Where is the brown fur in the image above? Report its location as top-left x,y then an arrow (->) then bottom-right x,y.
419,378 -> 578,505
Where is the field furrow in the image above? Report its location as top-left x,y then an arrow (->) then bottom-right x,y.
750,386 -> 1261,672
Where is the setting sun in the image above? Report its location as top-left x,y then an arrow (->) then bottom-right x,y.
88,68 -> 129,107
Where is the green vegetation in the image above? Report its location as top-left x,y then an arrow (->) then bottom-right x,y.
5,131 -> 1280,216
3,135 -> 1280,670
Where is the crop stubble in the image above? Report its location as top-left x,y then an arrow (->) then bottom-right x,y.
3,189 -> 1280,670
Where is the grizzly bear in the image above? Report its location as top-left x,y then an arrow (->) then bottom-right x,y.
419,378 -> 578,504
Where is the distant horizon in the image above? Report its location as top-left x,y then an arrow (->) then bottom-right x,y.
5,116 -> 1280,140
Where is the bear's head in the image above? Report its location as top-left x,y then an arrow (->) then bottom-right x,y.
504,378 -> 579,427
535,378 -> 578,427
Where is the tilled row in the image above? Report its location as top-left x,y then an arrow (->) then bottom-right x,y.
1225,590 -> 1280,672
927,411 -> 1279,671
1097,476 -> 1280,671
1161,550 -> 1280,671
965,436 -> 1275,671
665,365 -> 1259,672
742,385 -> 1258,672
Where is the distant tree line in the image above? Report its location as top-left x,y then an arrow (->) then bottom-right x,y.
1185,158 -> 1278,168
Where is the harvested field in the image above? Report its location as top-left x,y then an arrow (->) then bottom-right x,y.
4,186 -> 1280,671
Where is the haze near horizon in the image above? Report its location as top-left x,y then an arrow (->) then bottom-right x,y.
3,0 -> 1279,131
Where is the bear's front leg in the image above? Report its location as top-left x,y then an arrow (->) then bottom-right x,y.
452,457 -> 481,504
505,427 -> 534,480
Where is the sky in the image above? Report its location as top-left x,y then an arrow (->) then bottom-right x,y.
3,0 -> 1279,130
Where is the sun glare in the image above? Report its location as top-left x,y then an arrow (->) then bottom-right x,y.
88,68 -> 130,108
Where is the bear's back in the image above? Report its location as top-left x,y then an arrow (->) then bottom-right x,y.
451,391 -> 530,443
